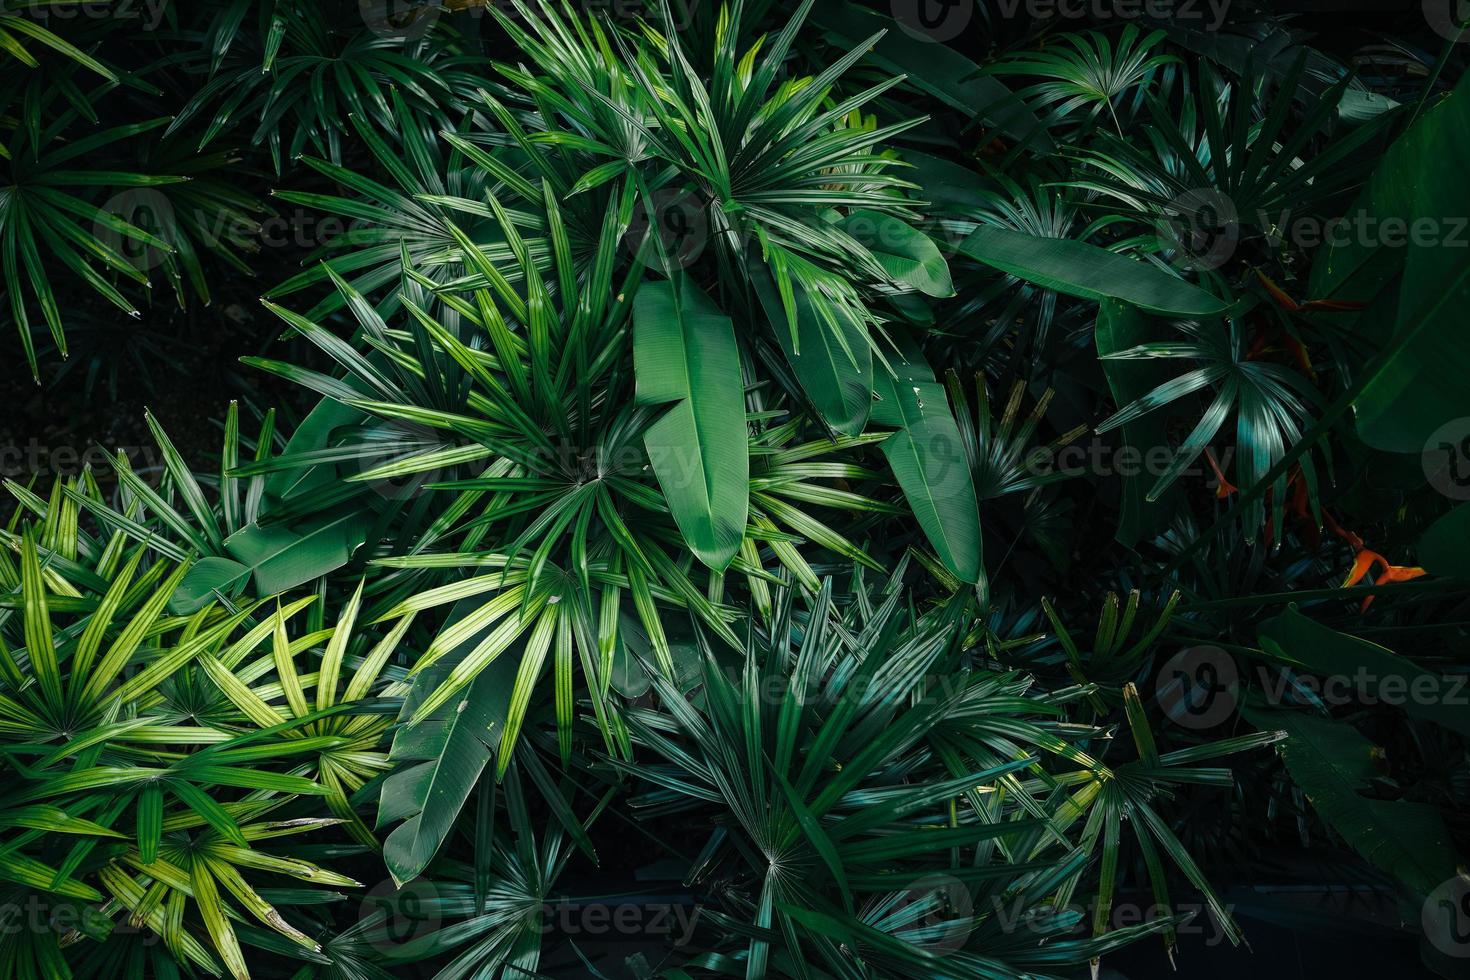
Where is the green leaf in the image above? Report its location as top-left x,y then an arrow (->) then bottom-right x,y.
171,556 -> 251,615
1095,299 -> 1182,546
137,783 -> 163,865
633,276 -> 749,571
20,528 -> 61,709
751,262 -> 872,436
263,397 -> 367,504
1308,74 -> 1466,310
1241,705 -> 1460,898
223,508 -> 371,597
1351,237 -> 1470,453
1419,503 -> 1470,580
1352,243 -> 1470,454
1305,73 -> 1470,453
897,149 -> 993,216
1259,606 -> 1470,737
1,15 -> 117,80
812,2 -> 1051,152
379,601 -> 519,886
0,805 -> 126,838
0,852 -> 102,901
957,225 -> 1229,317
837,210 -> 953,297
871,346 -> 983,587
191,858 -> 248,980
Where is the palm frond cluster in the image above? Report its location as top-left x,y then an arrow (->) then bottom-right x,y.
1,1 -> 1467,978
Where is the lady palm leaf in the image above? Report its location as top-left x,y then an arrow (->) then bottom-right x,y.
1037,589 -> 1182,710
277,0 -> 950,421
1062,57 -> 1392,262
392,777 -> 576,980
0,7 -> 1448,978
168,0 -> 476,173
16,404 -> 284,610
186,585 -> 409,847
1045,684 -> 1285,955
0,86 -> 180,376
116,134 -> 270,309
608,576 -> 1266,976
249,223 -> 888,765
0,2 -> 116,80
941,170 -> 1099,360
0,519 -> 374,979
986,25 -> 1176,137
497,0 -> 931,317
266,89 -> 507,319
1095,310 -> 1326,539
947,371 -> 1087,501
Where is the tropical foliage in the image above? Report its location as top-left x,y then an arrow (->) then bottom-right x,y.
1,1 -> 1467,978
